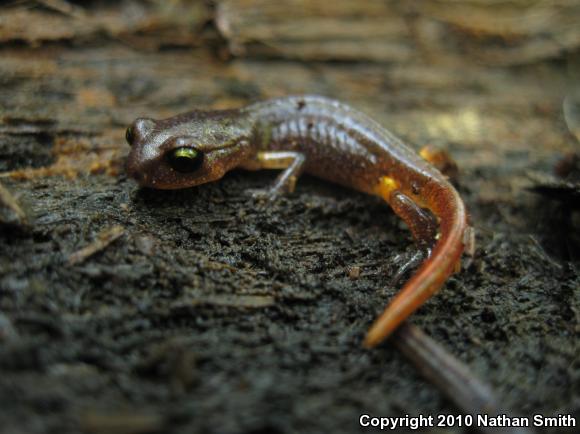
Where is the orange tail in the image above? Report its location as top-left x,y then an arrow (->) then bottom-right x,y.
364,184 -> 468,348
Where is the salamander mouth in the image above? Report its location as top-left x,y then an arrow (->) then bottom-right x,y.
125,155 -> 211,189
125,162 -> 148,186
125,151 -> 157,187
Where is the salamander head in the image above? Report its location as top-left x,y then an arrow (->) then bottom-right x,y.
125,111 -> 252,189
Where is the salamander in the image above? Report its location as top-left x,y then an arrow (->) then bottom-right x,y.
125,95 -> 469,347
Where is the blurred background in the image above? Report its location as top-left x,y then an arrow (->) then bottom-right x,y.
2,1 -> 579,174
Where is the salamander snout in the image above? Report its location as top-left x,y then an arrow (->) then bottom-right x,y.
125,118 -> 157,186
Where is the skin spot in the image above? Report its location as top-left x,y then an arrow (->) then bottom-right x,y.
411,182 -> 420,195
375,175 -> 399,201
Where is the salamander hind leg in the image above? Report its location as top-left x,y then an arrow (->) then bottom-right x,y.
240,151 -> 306,201
419,145 -> 458,181
386,191 -> 438,285
390,249 -> 427,287
390,190 -> 437,248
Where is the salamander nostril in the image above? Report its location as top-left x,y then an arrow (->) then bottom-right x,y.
133,118 -> 155,141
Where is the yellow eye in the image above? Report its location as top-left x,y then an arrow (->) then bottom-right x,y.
167,147 -> 204,173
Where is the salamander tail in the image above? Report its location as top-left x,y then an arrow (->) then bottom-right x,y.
364,185 -> 467,348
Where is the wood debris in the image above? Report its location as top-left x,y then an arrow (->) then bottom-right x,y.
68,225 -> 125,265
0,181 -> 29,227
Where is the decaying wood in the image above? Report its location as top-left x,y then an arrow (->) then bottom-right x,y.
394,324 -> 534,434
215,0 -> 580,64
0,1 -> 210,48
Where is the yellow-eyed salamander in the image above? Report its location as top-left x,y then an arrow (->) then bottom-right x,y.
125,95 -> 469,347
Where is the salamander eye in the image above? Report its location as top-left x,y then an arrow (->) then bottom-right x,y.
167,147 -> 204,173
125,127 -> 134,145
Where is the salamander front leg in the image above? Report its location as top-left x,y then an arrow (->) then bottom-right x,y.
241,151 -> 306,200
